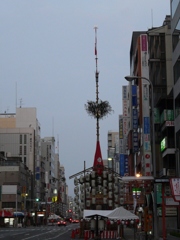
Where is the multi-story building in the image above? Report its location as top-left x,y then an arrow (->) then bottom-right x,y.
0,155 -> 32,212
123,14 -> 176,234
171,0 -> 180,229
0,107 -> 43,202
171,1 -> 180,173
107,131 -> 119,171
41,137 -> 56,201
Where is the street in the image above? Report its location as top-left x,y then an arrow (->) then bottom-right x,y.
0,223 -> 79,240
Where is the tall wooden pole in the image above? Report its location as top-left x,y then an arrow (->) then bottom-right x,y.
94,26 -> 99,142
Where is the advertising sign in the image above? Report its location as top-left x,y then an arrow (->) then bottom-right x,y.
123,100 -> 128,117
132,109 -> 138,129
170,178 -> 180,201
122,86 -> 128,100
120,154 -> 125,176
132,85 -> 137,107
119,154 -> 128,176
119,116 -> 123,139
124,154 -> 128,175
123,118 -> 129,137
133,132 -> 138,152
144,117 -> 150,134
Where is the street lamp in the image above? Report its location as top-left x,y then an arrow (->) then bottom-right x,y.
124,75 -> 158,240
24,193 -> 28,211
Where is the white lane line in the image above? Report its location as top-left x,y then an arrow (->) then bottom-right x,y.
22,229 -> 70,240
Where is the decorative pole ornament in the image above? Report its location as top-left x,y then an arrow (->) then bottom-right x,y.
85,27 -> 113,174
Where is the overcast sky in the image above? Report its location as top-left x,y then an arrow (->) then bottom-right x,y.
0,1 -> 170,196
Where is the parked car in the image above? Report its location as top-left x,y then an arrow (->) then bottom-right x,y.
57,219 -> 67,226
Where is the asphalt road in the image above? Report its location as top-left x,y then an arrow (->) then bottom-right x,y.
0,223 -> 79,240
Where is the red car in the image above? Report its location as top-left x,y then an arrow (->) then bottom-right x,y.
57,219 -> 67,226
71,219 -> 79,223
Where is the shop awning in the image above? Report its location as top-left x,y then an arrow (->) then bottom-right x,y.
13,212 -> 24,217
0,210 -> 13,217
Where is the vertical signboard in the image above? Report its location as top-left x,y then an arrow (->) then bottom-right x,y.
120,154 -> 125,176
119,154 -> 128,176
140,34 -> 151,176
119,115 -> 123,139
132,84 -> 138,153
121,86 -> 130,154
124,154 -> 128,176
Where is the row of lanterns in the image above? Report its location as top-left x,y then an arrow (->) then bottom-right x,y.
74,173 -> 124,185
73,171 -> 125,215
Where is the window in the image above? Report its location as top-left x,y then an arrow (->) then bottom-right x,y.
175,93 -> 180,117
19,146 -> 22,155
24,157 -> 26,165
172,19 -> 180,51
20,135 -> 22,144
171,0 -> 180,17
24,146 -> 27,155
24,135 -> 27,144
173,56 -> 180,84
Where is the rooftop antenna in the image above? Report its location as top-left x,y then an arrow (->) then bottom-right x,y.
19,98 -> 23,108
16,82 -> 17,110
57,134 -> 59,155
52,117 -> 54,137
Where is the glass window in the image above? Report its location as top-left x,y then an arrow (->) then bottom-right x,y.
172,19 -> 180,51
20,135 -> 22,144
171,0 -> 180,17
175,93 -> 180,118
173,56 -> 180,84
24,135 -> 27,144
19,146 -> 22,155
24,146 -> 27,155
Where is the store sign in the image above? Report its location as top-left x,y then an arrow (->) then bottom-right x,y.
170,178 -> 180,201
144,117 -> 150,134
132,109 -> 138,129
133,132 -> 138,152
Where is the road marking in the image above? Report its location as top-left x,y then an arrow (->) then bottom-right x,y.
22,229 -> 70,240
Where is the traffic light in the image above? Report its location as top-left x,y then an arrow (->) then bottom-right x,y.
36,198 -> 39,202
